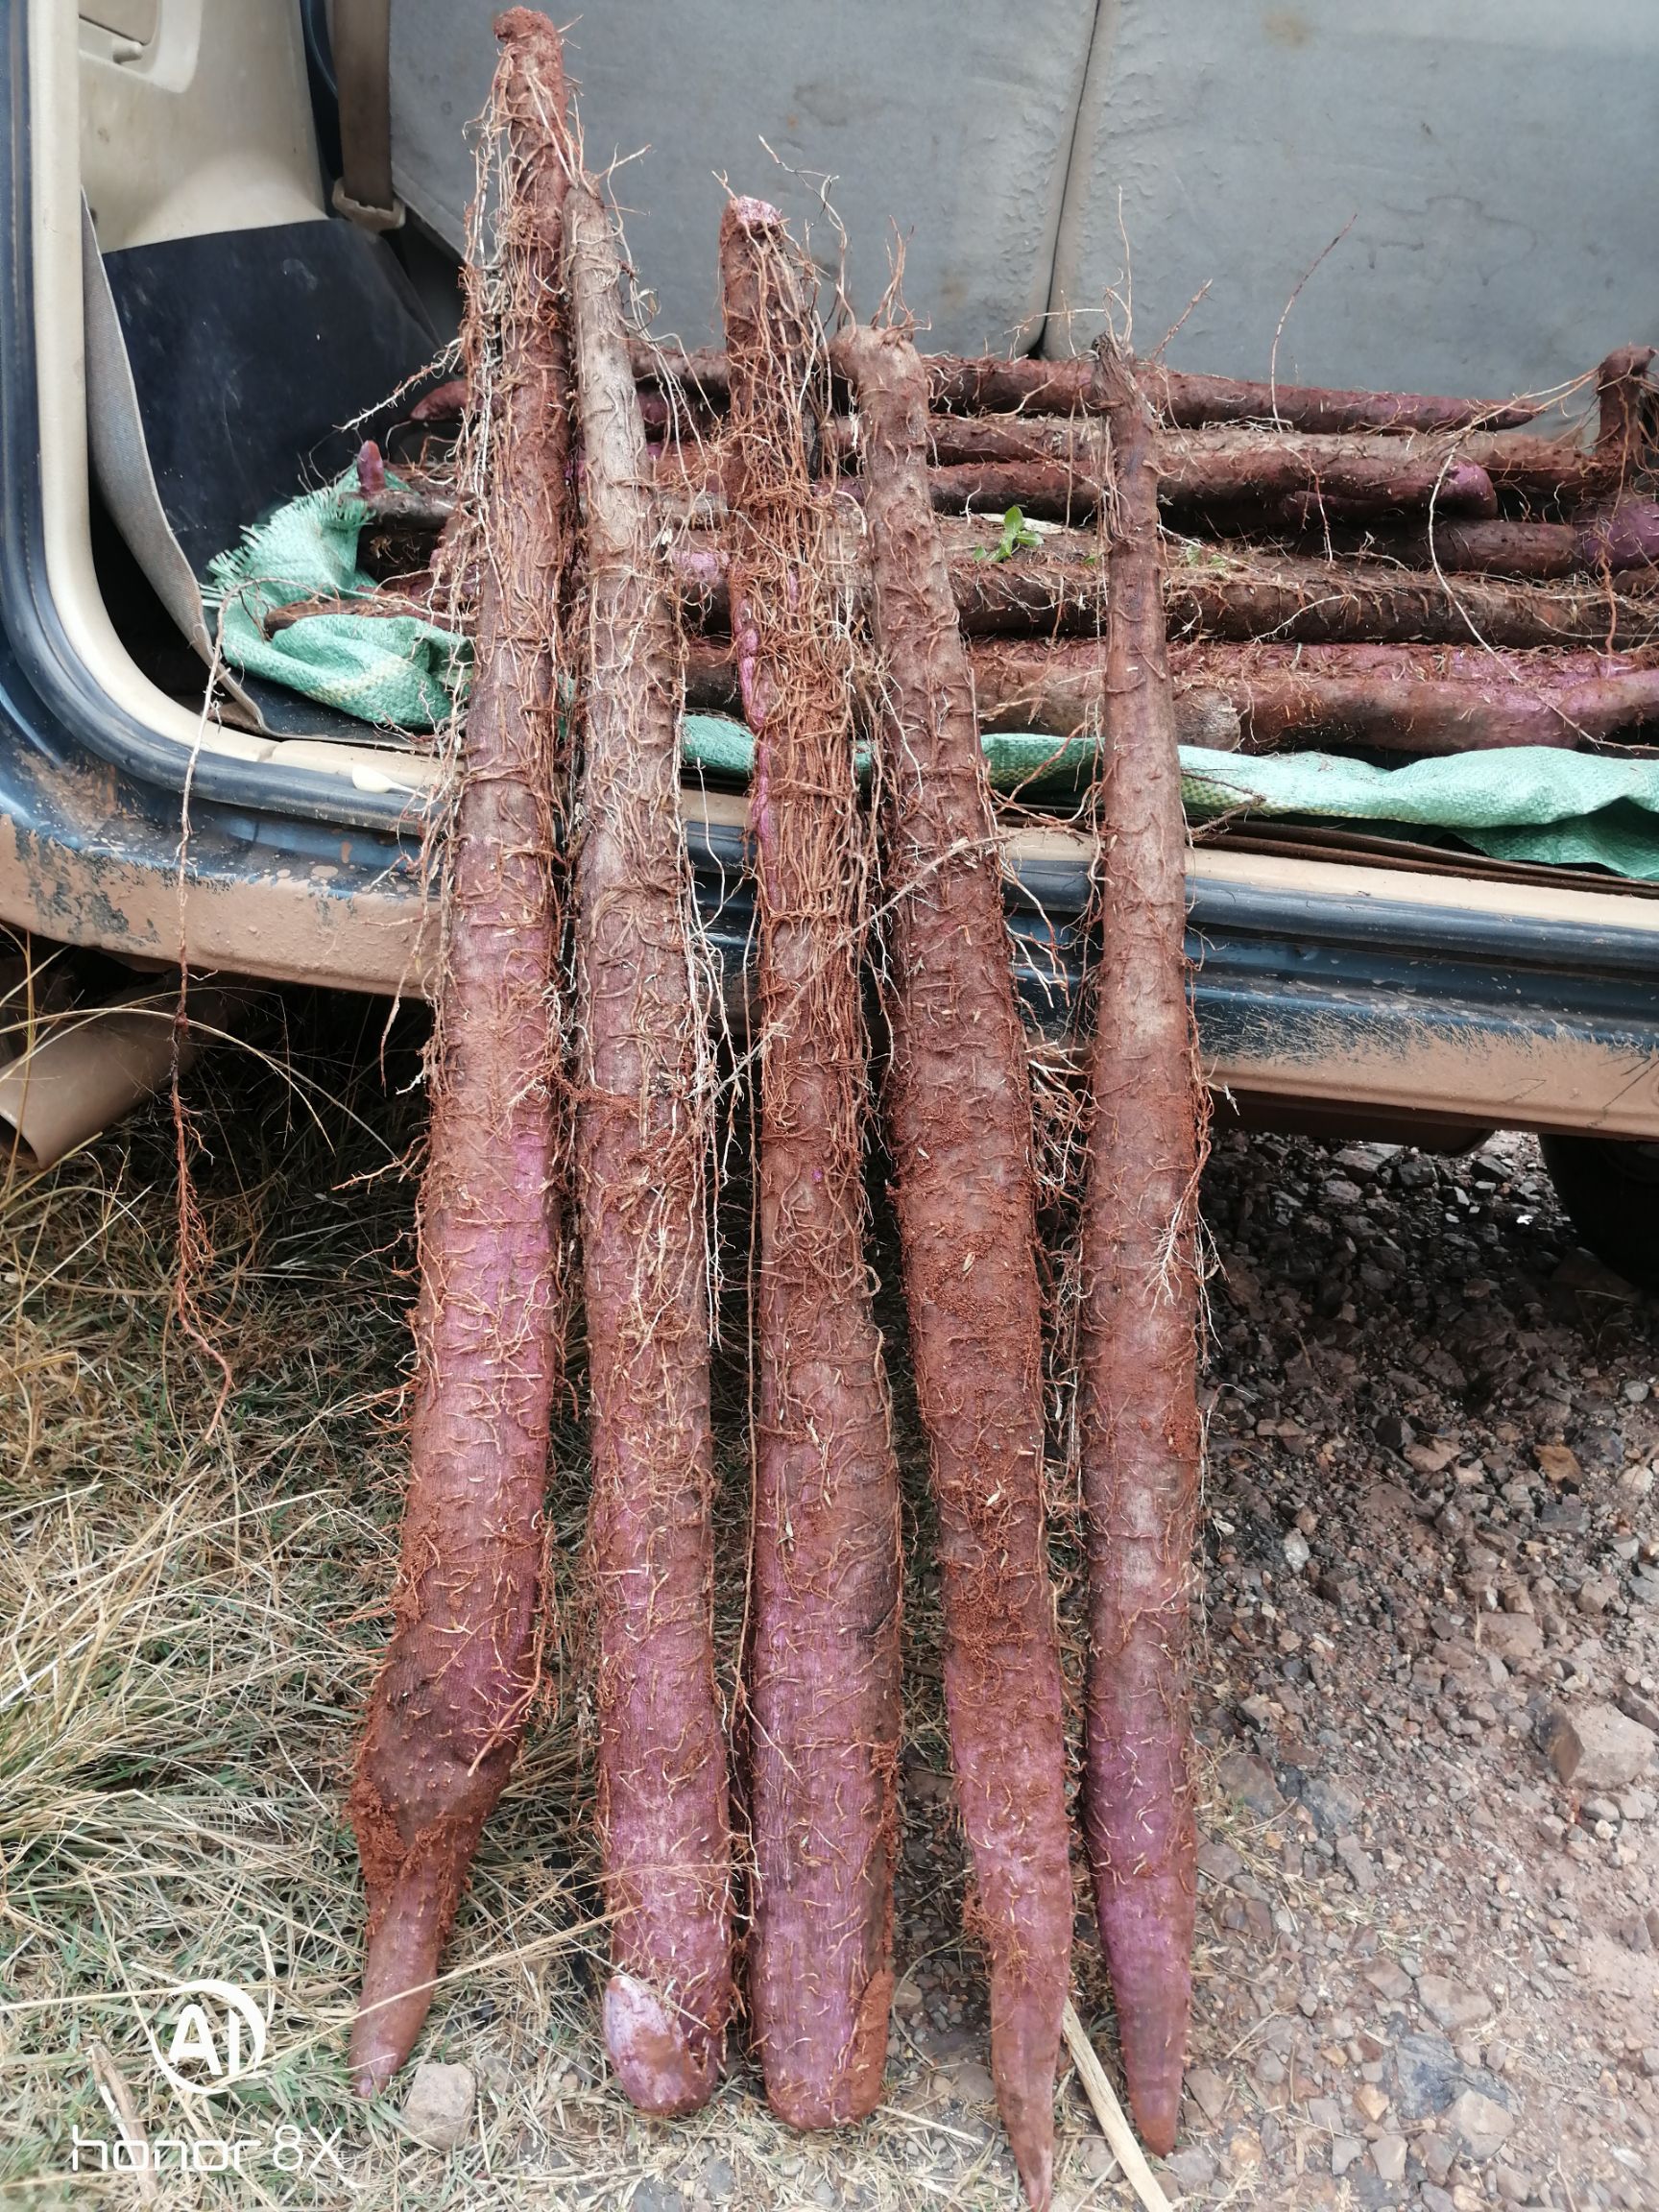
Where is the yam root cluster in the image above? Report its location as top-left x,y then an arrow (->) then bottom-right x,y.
362,344 -> 1659,760
343,6 -> 1659,2200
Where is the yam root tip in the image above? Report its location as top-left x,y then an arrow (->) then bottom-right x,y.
1099,1877 -> 1195,2159
349,1887 -> 448,2097
994,2031 -> 1056,2210
602,1973 -> 718,2119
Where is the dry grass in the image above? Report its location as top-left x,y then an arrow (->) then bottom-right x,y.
0,988 -> 1157,2210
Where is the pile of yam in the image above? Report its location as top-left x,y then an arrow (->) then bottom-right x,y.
342,12 -> 1659,2200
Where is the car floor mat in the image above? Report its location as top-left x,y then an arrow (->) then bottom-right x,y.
93,215 -> 439,739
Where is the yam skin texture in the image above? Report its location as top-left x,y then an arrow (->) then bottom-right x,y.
668,524 -> 1659,654
878,418 -> 1503,525
1078,339 -> 1205,2159
974,637 -> 1659,756
719,199 -> 902,2130
565,179 -> 733,2116
839,323 -> 1072,2212
907,422 -> 1632,520
631,341 -> 1538,434
348,9 -> 573,2099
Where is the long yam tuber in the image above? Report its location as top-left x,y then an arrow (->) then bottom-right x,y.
634,341 -> 1538,434
840,322 -> 1073,2211
565,177 -> 734,2117
975,639 -> 1659,754
720,200 -> 902,2129
1078,339 -> 1204,2157
348,9 -> 573,2098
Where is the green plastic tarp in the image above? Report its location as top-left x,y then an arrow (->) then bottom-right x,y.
680,720 -> 1659,883
208,480 -> 1659,882
205,471 -> 468,730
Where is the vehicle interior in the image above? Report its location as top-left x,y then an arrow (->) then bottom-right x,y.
10,0 -> 1659,1255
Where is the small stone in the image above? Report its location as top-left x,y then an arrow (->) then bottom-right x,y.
632,2185 -> 687,2212
401,2059 -> 475,2152
1391,2032 -> 1462,2120
700,2155 -> 737,2202
1078,2139 -> 1116,2181
1336,1834 -> 1378,1892
1364,1958 -> 1413,2002
1421,2188 -> 1456,2212
1536,1443 -> 1582,1483
1481,1613 -> 1543,1665
1407,1439 -> 1458,1477
1197,1838 -> 1244,1884
1539,1499 -> 1587,1534
1416,1975 -> 1492,2032
943,2060 -> 996,2106
1214,1749 -> 1286,1817
1184,2065 -> 1229,2121
1305,2095 -> 1342,2131
1534,1704 -> 1583,1784
1284,1529 -> 1311,1574
1448,2087 -> 1514,2162
1332,2135 -> 1364,2176
1355,2082 -> 1390,2123
1166,2148 -> 1217,2193
1371,2132 -> 1407,2182
1574,1701 -> 1659,1791
1494,2169 -> 1532,2205
1577,1575 -> 1619,1618
1227,2128 -> 1262,2171
1298,1772 -> 1364,1839
1420,2132 -> 1457,2184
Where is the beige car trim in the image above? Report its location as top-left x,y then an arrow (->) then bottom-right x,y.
0,799 -> 438,999
5,781 -> 1656,1137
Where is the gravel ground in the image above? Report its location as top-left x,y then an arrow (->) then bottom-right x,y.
1125,1124 -> 1659,2212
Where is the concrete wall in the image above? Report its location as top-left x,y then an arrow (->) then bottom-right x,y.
389,1 -> 1659,398
391,0 -> 1097,357
1050,0 -> 1659,403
